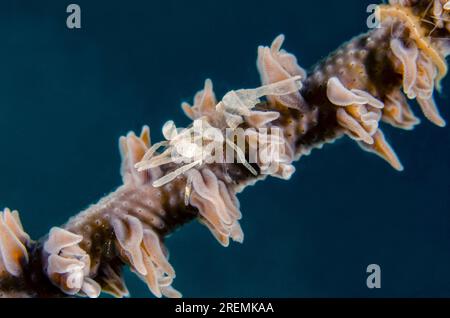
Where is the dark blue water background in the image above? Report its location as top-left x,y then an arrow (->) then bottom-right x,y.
0,0 -> 448,297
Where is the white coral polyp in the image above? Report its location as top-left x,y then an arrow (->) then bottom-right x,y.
0,208 -> 30,277
326,76 -> 385,145
390,38 -> 446,127
43,227 -> 100,298
111,216 -> 180,298
187,168 -> 244,247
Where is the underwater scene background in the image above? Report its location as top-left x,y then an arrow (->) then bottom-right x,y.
0,0 -> 449,297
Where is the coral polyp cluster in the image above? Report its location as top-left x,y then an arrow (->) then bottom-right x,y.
0,0 -> 448,298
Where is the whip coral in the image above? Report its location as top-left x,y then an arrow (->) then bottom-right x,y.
0,0 -> 449,298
